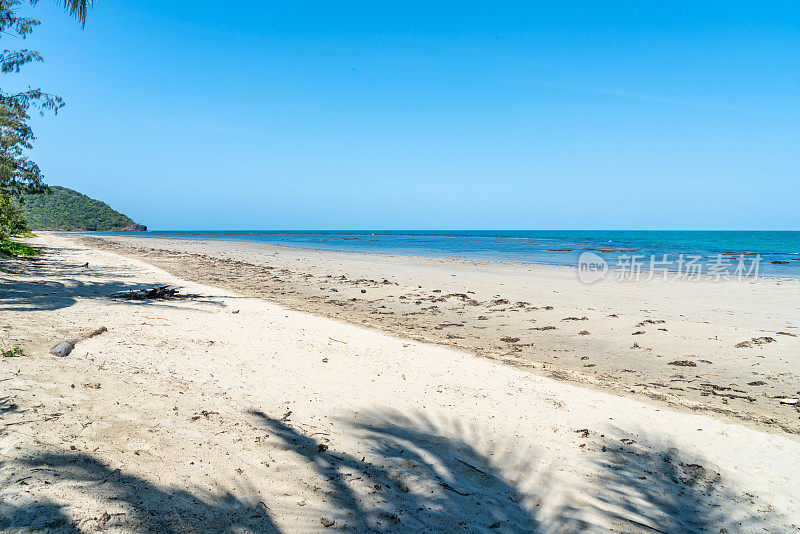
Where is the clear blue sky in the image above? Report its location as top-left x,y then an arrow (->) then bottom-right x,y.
13,1 -> 800,230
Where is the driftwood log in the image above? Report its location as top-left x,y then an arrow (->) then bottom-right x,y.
50,326 -> 108,357
111,286 -> 179,300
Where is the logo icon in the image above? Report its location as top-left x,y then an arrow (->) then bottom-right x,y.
577,252 -> 608,283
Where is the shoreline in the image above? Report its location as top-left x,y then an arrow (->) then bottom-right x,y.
1,234 -> 798,531
57,232 -> 800,281
71,233 -> 800,436
64,231 -> 800,279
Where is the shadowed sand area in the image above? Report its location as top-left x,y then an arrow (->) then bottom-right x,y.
1,235 -> 798,532
73,233 -> 800,435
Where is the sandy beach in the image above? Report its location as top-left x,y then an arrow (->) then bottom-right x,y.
0,234 -> 798,532
76,234 -> 800,435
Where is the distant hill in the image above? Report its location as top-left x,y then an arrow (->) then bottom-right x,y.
21,186 -> 147,232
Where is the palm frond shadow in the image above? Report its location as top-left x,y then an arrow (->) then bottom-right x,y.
250,410 -> 779,533
15,454 -> 279,533
4,411 -> 780,532
565,431 -> 779,533
251,408 -> 543,532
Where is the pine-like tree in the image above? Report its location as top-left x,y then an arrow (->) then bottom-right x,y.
0,0 -> 90,237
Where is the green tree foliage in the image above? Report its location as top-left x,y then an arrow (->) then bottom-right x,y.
22,185 -> 146,231
0,0 -> 67,201
61,0 -> 91,27
0,194 -> 28,238
0,0 -> 91,239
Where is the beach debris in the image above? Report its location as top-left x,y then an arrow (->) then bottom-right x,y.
456,457 -> 491,476
190,410 -> 218,421
1,347 -> 23,357
328,337 -> 347,344
631,331 -> 645,335
562,316 -> 588,321
669,360 -> 697,367
735,336 -> 776,348
578,330 -> 590,335
435,322 -> 464,330
748,381 -> 767,386
574,428 -> 590,438
320,517 -> 335,527
698,383 -> 756,402
637,319 -> 665,326
51,340 -> 79,357
531,326 -> 556,331
776,331 -> 797,337
85,326 -> 108,338
770,260 -> 790,264
779,398 -> 799,405
3,412 -> 63,428
500,337 -> 520,343
111,285 -> 179,300
50,327 -> 108,357
753,337 -> 776,344
439,481 -> 472,496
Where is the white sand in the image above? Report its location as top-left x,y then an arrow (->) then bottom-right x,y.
79,234 -> 800,434
1,234 -> 798,532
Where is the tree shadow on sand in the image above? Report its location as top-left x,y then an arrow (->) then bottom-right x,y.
0,246 -> 222,312
5,455 -> 279,533
551,431 -> 782,533
0,396 -> 19,416
251,409 -> 542,532
0,500 -> 81,533
249,410 -> 779,533
3,411 -> 781,533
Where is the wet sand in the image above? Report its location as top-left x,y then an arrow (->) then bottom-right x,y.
73,234 -> 800,435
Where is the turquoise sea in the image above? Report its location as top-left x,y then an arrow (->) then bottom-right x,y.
98,230 -> 800,278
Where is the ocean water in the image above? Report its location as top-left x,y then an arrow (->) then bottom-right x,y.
97,230 -> 800,278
